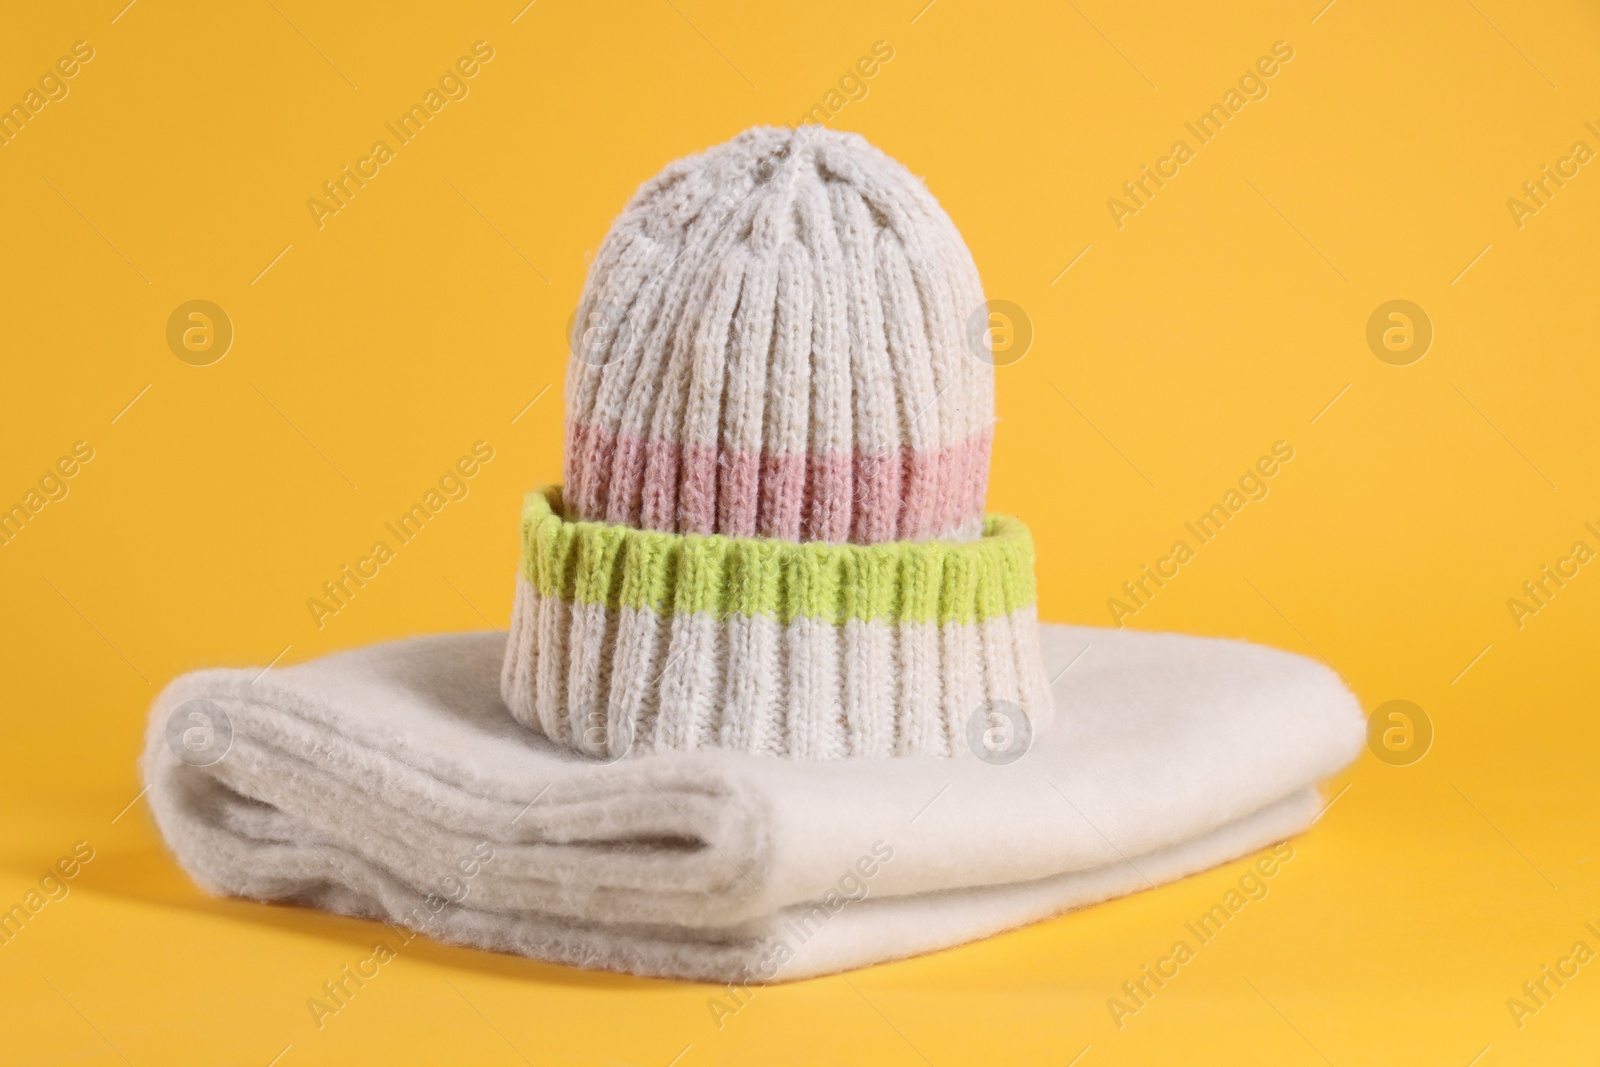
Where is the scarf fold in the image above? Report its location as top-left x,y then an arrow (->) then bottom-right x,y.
143,622 -> 1362,982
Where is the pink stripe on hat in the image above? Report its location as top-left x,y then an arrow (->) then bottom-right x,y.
565,421 -> 993,543
560,125 -> 998,548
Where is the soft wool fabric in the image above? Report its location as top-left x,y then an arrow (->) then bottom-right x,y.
142,622 -> 1363,982
563,125 -> 994,545
501,486 -> 1052,759
515,126 -> 1050,761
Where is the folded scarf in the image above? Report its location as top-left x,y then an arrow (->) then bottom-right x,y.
142,622 -> 1361,982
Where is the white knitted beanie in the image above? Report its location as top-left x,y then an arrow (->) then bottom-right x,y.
502,126 -> 1053,760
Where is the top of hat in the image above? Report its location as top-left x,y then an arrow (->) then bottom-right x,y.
562,125 -> 996,545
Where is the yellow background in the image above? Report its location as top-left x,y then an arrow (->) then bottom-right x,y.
3,0 -> 1599,1063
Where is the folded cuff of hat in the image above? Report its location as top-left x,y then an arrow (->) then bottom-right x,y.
500,486 -> 1055,760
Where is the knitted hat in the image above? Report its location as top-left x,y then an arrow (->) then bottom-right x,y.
501,126 -> 1053,760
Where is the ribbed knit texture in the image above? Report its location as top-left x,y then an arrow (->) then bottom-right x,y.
563,125 -> 995,544
516,487 -> 1037,626
504,126 -> 1051,760
500,487 -> 1053,759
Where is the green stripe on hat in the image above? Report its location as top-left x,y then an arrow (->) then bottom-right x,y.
519,486 -> 1036,627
